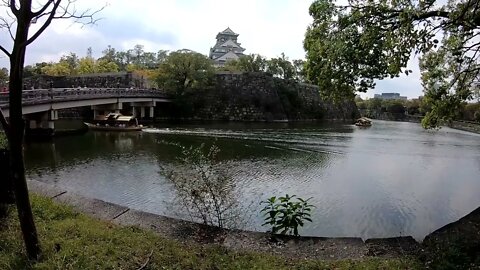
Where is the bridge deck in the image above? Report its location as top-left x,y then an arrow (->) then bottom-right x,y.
0,88 -> 170,118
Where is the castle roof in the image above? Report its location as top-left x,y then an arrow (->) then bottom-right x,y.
217,39 -> 245,50
218,27 -> 238,36
213,51 -> 242,62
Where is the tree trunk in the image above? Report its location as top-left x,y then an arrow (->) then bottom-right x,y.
8,9 -> 41,260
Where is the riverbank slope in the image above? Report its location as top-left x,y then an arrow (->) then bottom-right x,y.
0,193 -> 417,269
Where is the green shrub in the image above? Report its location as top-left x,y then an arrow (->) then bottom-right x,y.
162,143 -> 242,229
474,110 -> 480,122
260,194 -> 313,236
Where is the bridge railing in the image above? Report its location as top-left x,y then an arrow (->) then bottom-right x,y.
0,88 -> 167,108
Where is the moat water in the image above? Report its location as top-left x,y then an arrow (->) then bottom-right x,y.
25,120 -> 480,240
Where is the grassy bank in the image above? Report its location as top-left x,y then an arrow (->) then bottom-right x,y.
0,194 -> 419,269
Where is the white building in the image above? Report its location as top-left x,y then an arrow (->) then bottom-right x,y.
209,27 -> 246,66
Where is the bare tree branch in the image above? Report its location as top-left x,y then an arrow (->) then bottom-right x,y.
0,44 -> 11,57
26,0 -> 105,46
9,0 -> 18,16
25,0 -> 62,46
31,0 -> 54,18
0,16 -> 15,40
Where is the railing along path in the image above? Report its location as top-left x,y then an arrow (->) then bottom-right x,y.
0,88 -> 167,108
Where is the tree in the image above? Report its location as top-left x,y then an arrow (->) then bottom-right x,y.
292,59 -> 307,82
225,54 -> 268,73
95,58 -> 119,73
156,49 -> 215,95
41,61 -> 71,76
304,0 -> 480,127
77,56 -> 96,74
23,62 -> 48,77
0,0 -> 103,260
60,52 -> 79,73
266,53 -> 296,80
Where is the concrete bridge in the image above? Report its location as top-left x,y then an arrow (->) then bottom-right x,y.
0,88 -> 170,134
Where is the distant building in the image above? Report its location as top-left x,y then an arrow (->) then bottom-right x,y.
374,93 -> 407,100
209,27 -> 246,66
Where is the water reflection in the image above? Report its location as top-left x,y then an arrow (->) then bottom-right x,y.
24,120 -> 480,240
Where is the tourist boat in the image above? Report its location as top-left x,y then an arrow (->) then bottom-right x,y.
84,113 -> 143,131
355,117 -> 372,127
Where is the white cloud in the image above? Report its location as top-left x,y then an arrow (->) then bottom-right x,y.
0,0 -> 423,98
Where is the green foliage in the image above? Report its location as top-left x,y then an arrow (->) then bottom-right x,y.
23,62 -> 49,77
475,111 -> 480,122
261,194 -> 314,236
305,0 -> 480,127
0,67 -> 8,87
28,44 -> 167,78
267,53 -> 296,80
460,103 -> 480,122
224,54 -> 307,82
421,234 -> 480,270
163,143 -> 240,229
156,49 -> 215,95
40,54 -> 119,76
383,100 -> 406,114
405,99 -> 422,115
224,54 -> 268,73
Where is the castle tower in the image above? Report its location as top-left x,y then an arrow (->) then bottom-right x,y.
209,27 -> 246,66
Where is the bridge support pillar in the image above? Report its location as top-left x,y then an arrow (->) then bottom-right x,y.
25,110 -> 57,138
149,107 -> 154,118
129,101 -> 156,120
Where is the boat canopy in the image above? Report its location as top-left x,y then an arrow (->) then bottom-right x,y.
94,113 -> 135,122
116,116 -> 134,122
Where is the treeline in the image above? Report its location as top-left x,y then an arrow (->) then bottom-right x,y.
23,45 -> 168,78
219,53 -> 306,82
356,97 -> 480,122
19,45 -> 306,88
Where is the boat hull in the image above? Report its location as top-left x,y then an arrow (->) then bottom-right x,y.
84,122 -> 142,132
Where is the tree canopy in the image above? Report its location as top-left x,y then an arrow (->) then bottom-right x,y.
224,54 -> 306,81
304,0 -> 480,127
155,49 -> 215,95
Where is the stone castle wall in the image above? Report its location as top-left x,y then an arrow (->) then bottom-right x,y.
23,72 -> 150,89
178,72 -> 359,121
22,71 -> 359,121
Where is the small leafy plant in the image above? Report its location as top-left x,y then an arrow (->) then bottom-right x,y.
260,194 -> 314,236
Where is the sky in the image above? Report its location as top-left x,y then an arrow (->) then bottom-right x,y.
0,0 -> 424,99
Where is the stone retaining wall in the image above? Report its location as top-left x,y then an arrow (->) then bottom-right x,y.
23,72 -> 149,89
177,72 -> 359,121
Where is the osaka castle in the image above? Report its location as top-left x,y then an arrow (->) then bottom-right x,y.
209,27 -> 246,66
